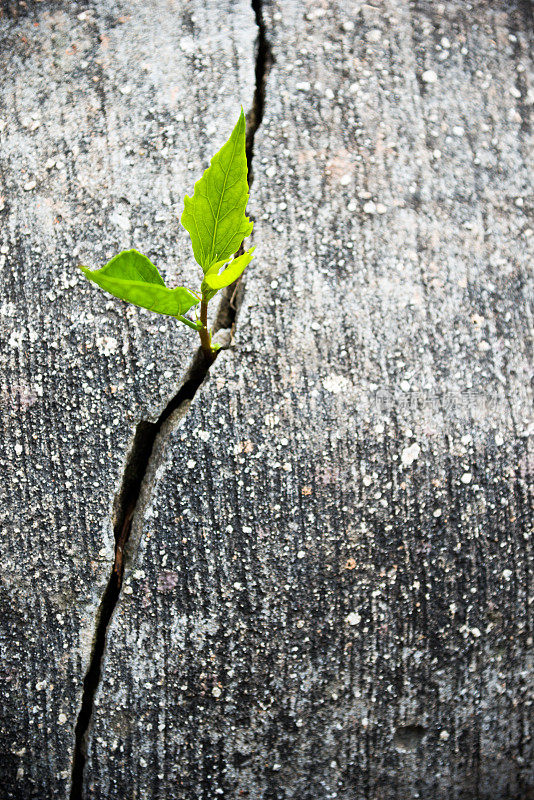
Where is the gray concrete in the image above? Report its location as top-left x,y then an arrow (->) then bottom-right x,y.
1,0 -> 533,798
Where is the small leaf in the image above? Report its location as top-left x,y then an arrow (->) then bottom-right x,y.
202,247 -> 255,292
181,109 -> 253,274
93,249 -> 166,286
80,250 -> 200,318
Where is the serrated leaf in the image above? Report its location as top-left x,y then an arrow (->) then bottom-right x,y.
202,247 -> 255,291
181,109 -> 253,274
79,250 -> 200,318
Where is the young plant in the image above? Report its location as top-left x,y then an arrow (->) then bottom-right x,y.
80,109 -> 254,362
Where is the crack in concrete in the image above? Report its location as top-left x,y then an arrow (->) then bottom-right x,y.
68,3 -> 271,797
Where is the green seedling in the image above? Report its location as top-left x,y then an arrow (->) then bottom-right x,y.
80,109 -> 254,361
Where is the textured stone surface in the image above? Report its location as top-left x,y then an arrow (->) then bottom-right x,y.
1,0 -> 533,798
84,1 -> 533,799
0,0 -> 255,796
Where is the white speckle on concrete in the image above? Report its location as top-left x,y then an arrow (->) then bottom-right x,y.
461,472 -> 472,484
401,442 -> 420,467
23,180 -> 37,191
212,686 -> 222,698
322,374 -> 352,394
9,330 -> 24,349
95,336 -> 118,356
422,70 -> 438,83
180,36 -> 195,54
340,174 -> 352,186
346,611 -> 361,626
110,211 -> 130,231
58,713 -> 67,725
502,569 -> 513,581
365,29 -> 382,43
362,200 -> 376,214
296,81 -> 311,92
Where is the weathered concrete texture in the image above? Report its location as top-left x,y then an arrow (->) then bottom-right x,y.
0,1 -> 255,796
84,1 -> 533,799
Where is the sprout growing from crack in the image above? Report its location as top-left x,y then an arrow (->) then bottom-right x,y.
80,109 -> 254,362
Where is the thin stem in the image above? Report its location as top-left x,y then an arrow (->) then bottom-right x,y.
175,314 -> 201,331
198,297 -> 214,360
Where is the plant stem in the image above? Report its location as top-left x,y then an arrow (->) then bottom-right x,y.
198,297 -> 214,360
176,314 -> 201,331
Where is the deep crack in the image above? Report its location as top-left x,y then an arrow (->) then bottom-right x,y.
69,4 -> 271,798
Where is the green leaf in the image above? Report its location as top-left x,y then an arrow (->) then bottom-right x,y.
181,108 -> 253,274
202,247 -> 255,292
92,249 -> 166,286
79,250 -> 200,318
